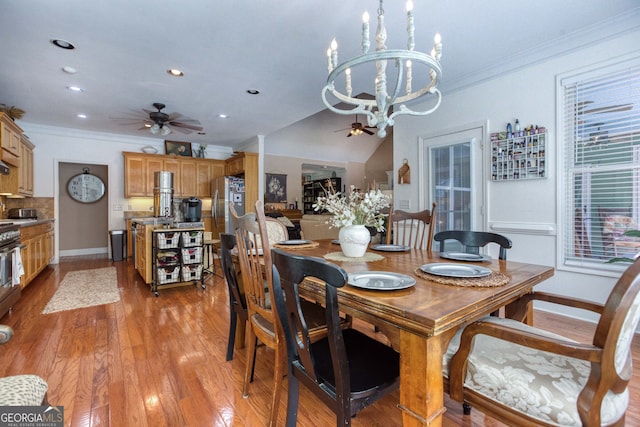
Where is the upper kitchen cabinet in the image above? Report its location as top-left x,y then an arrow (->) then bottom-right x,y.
0,113 -> 22,167
0,133 -> 34,197
123,152 -> 224,198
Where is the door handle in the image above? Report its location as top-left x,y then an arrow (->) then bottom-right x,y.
213,188 -> 219,228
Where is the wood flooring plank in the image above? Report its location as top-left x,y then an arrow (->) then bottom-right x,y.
0,255 -> 637,427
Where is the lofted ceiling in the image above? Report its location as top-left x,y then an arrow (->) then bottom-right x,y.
1,1 -> 638,163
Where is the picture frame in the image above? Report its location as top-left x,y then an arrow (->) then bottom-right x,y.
164,140 -> 192,157
265,173 -> 287,203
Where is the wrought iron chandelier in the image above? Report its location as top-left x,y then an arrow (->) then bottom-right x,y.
321,0 -> 443,138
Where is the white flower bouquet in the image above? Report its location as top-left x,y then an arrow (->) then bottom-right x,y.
313,184 -> 391,231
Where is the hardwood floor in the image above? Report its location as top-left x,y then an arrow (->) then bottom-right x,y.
1,256 -> 638,426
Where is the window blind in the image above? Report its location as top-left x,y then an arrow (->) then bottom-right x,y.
562,57 -> 640,265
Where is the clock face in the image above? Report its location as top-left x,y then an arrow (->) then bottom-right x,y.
67,173 -> 105,203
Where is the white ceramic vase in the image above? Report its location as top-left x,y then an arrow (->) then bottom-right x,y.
339,224 -> 371,258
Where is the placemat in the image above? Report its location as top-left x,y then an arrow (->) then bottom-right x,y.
414,267 -> 509,287
323,252 -> 385,263
273,241 -> 320,250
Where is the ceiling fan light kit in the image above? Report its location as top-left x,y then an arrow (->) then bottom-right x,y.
322,0 -> 443,138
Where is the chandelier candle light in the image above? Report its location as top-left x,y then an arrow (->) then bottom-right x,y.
322,0 -> 443,138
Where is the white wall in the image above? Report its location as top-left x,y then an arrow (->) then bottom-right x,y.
18,123 -> 233,262
393,29 -> 640,324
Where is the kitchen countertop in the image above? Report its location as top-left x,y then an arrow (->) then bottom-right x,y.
0,218 -> 55,227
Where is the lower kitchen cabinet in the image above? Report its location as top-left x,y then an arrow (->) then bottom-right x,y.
19,220 -> 54,287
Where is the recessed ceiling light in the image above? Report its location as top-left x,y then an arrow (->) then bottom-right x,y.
246,89 -> 260,95
218,114 -> 228,119
167,69 -> 184,77
76,113 -> 87,119
62,66 -> 78,74
66,86 -> 84,92
51,39 -> 75,50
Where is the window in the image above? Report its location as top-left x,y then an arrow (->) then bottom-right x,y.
560,56 -> 640,269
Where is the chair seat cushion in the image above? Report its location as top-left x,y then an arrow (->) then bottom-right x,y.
443,317 -> 628,426
0,374 -> 48,406
312,328 -> 399,393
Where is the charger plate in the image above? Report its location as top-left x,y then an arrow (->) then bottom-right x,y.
348,271 -> 416,290
414,267 -> 509,287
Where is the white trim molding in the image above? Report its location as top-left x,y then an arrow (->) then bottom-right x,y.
489,222 -> 556,235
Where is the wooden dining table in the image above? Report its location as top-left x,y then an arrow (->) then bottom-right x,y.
274,239 -> 555,427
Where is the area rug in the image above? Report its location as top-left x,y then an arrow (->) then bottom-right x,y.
42,267 -> 120,314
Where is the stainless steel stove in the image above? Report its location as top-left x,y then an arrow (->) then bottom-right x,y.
0,223 -> 22,287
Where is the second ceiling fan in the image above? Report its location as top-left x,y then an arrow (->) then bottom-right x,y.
335,115 -> 376,137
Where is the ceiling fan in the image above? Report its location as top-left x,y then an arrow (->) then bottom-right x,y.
112,102 -> 203,136
334,115 -> 376,137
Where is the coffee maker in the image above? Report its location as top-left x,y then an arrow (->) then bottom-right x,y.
181,197 -> 202,222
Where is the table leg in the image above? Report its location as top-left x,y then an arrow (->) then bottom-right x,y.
398,330 -> 446,427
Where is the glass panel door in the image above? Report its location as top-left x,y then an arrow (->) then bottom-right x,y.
432,142 -> 472,233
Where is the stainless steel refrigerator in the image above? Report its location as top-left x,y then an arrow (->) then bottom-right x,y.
212,176 -> 245,238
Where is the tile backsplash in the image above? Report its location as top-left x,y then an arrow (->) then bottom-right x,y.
4,197 -> 54,219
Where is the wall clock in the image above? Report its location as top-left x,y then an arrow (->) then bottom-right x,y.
67,168 -> 106,203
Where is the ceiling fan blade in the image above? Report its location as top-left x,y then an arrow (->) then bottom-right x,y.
167,113 -> 184,121
171,126 -> 193,134
334,127 -> 351,132
171,122 -> 203,131
363,128 -> 375,135
346,132 -> 353,137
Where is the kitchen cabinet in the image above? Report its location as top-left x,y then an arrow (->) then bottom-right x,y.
123,152 -> 224,198
18,135 -> 34,196
135,223 -> 151,283
0,113 -> 21,167
0,135 -> 34,197
19,220 -> 54,288
224,152 -> 258,213
179,158 -> 197,196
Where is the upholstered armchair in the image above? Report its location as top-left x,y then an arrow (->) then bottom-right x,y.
0,325 -> 49,406
443,257 -> 640,426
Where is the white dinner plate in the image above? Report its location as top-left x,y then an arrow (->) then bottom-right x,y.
420,263 -> 492,278
348,271 -> 416,290
439,252 -> 491,262
277,239 -> 312,245
370,244 -> 411,252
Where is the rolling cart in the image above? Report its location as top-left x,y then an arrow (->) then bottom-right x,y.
151,227 -> 205,296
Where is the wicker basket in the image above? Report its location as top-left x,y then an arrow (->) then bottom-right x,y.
181,231 -> 203,247
157,266 -> 180,284
156,249 -> 180,266
181,247 -> 203,264
157,232 -> 180,249
181,264 -> 203,281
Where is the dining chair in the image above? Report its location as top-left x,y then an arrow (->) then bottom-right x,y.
434,230 -> 512,260
271,248 -> 400,427
0,325 -> 49,406
385,202 -> 437,251
230,200 -> 339,427
219,233 -> 248,362
444,257 -> 640,426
